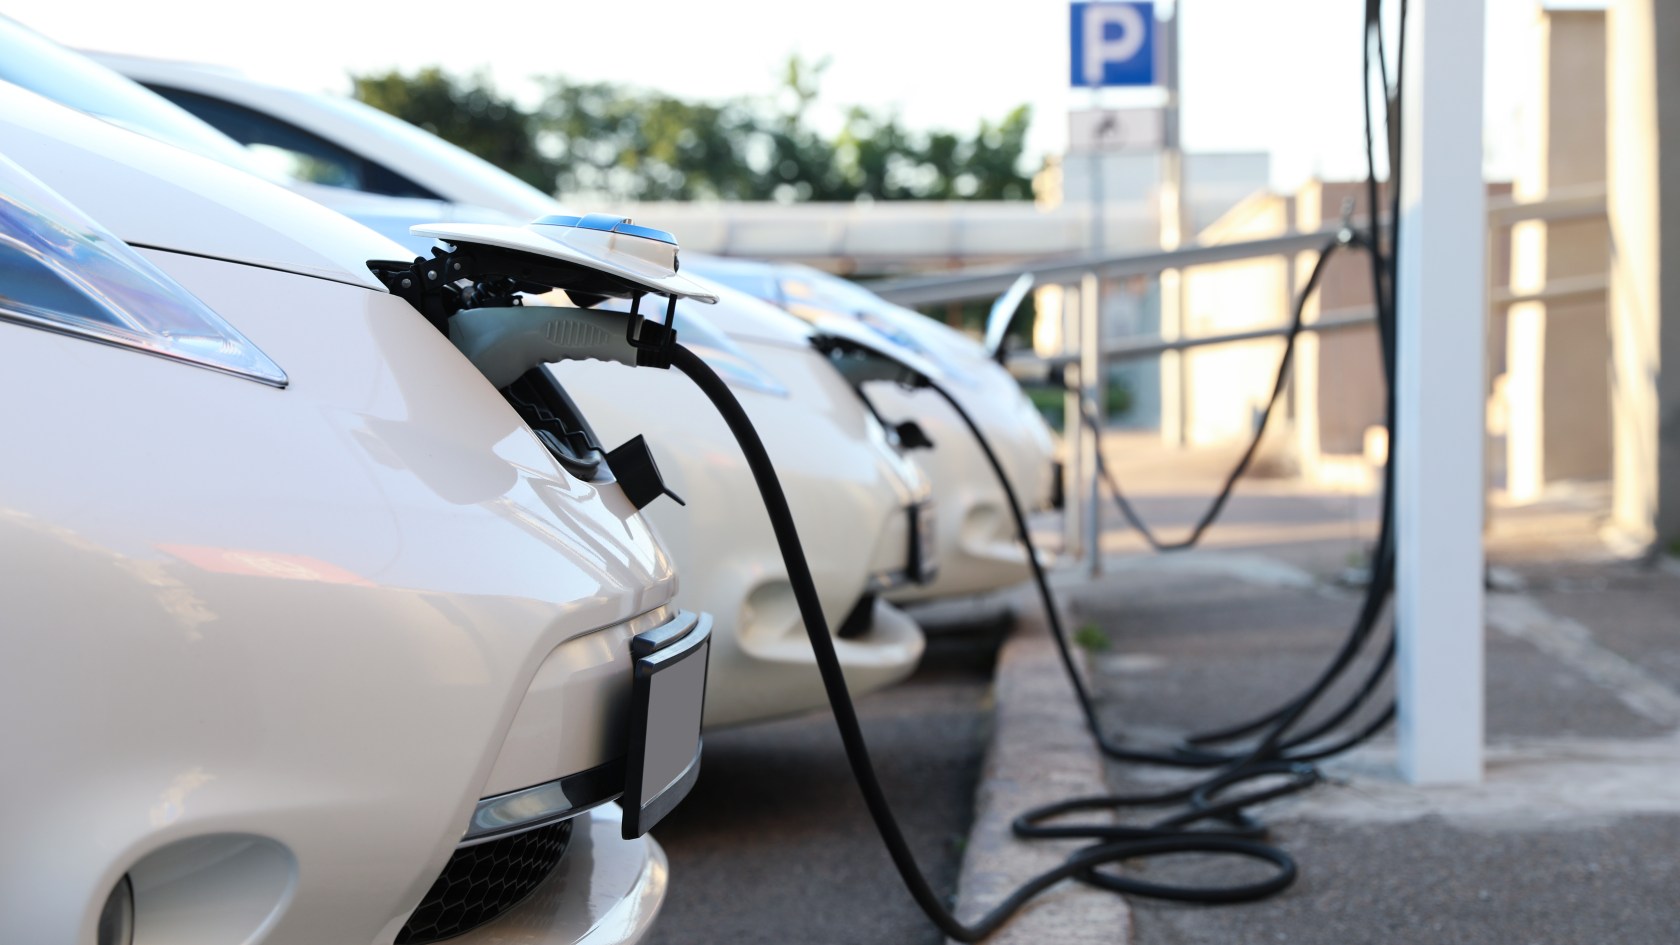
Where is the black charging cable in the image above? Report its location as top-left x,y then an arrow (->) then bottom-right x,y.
604,1 -> 1411,932
669,342 -> 1316,940
649,4 -> 1413,925
1062,230 -> 1357,559
1030,231 -> 1401,774
1027,0 -> 1411,768
1240,0 -> 1408,768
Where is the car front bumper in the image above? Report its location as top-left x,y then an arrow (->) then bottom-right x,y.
872,382 -> 1056,603
445,806 -> 667,945
701,595 -> 926,728
548,346 -> 932,730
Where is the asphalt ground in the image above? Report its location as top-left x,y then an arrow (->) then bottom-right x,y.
646,615 -> 1009,945
1064,447 -> 1680,945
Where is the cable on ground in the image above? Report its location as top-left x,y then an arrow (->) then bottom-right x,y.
654,0 -> 1414,934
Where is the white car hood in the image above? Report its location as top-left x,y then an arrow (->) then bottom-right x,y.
0,81 -> 407,290
675,274 -> 816,348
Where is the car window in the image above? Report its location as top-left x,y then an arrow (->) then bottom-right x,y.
306,93 -> 558,219
685,261 -> 783,306
149,84 -> 442,200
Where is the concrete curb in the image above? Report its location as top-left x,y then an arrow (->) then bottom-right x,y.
946,585 -> 1131,945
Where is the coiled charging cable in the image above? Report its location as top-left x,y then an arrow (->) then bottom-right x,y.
657,153 -> 1406,929
667,341 -> 1319,938
491,3 -> 1408,929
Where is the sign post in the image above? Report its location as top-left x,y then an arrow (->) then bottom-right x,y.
1068,2 -> 1157,570
1070,1 -> 1158,254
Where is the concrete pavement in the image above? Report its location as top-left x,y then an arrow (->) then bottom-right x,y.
647,427 -> 1680,944
645,617 -> 1004,945
952,431 -> 1680,945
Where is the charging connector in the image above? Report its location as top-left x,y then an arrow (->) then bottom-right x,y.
386,25 -> 1415,919
450,305 -> 643,387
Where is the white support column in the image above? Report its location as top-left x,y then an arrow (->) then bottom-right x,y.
1606,0 -> 1680,553
1395,0 -> 1486,784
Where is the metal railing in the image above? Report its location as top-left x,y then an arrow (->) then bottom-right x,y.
870,227 -> 1352,308
868,186 -> 1609,574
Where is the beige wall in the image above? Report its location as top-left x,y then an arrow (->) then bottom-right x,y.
1296,181 -> 1390,461
1177,182 -> 1391,480
1177,176 -> 1517,489
1175,5 -> 1612,503
1504,8 -> 1612,500
1181,194 -> 1297,451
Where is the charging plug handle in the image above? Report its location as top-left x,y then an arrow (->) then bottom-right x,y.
450,305 -> 643,388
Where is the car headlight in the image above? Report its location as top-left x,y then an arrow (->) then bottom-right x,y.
0,154 -> 286,387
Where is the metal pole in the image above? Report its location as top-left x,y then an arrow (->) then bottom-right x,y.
1061,283 -> 1086,561
872,225 -> 1359,307
1089,96 -> 1105,255
1157,3 -> 1189,448
1082,271 -> 1105,577
1396,0 -> 1486,784
1285,240 -> 1311,476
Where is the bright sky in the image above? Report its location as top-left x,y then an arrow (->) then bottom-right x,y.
6,0 -> 1539,191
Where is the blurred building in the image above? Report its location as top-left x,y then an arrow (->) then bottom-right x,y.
632,0 -> 1677,552
622,148 -> 1267,277
1039,2 -> 1625,510
1502,4 -> 1611,501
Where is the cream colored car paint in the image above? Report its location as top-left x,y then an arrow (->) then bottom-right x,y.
552,335 -> 931,728
73,53 -> 937,728
0,84 -> 681,945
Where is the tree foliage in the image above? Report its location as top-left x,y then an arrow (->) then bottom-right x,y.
353,68 -> 560,192
352,57 -> 1036,203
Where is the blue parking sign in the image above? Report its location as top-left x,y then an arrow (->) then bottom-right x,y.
1070,2 -> 1156,88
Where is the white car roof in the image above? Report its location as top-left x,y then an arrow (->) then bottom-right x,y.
92,52 -> 562,223
0,81 -> 408,290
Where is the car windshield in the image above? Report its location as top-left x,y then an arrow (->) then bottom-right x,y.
780,267 -> 938,353
305,93 -> 560,220
0,18 -> 262,173
779,265 -> 985,386
684,257 -> 785,306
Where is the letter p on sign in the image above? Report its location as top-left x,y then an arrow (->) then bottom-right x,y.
1070,2 -> 1156,88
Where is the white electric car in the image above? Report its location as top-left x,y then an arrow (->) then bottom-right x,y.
544,283 -> 933,726
683,257 -> 1060,601
92,53 -> 1057,601
0,82 -> 711,945
2,22 -> 934,729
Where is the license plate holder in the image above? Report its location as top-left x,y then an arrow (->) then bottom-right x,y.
909,499 -> 939,584
621,611 -> 711,839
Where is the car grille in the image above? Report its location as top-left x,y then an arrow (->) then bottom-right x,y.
395,819 -> 573,944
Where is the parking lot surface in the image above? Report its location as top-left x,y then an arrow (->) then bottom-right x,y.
1068,437 -> 1680,945
647,620 -> 1006,945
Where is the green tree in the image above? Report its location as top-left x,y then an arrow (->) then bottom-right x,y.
536,80 -> 765,201
351,59 -> 1037,204
966,106 -> 1035,200
352,68 -> 559,192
